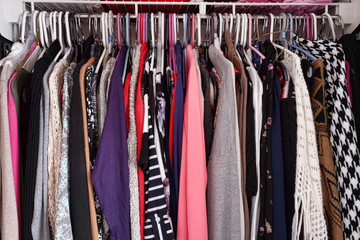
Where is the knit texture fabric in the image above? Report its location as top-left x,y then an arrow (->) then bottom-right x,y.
308,59 -> 343,240
295,37 -> 360,239
282,53 -> 327,240
128,44 -> 141,240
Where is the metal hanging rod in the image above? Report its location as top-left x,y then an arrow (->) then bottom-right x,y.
30,13 -> 340,21
23,0 -> 340,15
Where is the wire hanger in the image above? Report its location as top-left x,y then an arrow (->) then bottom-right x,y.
267,14 -> 296,62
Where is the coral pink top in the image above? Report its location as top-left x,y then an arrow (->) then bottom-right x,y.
177,45 -> 208,240
8,42 -> 36,235
8,72 -> 20,226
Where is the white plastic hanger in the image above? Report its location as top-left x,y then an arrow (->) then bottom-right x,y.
235,13 -> 241,47
197,13 -> 201,47
116,13 -> 121,48
242,13 -> 247,46
310,13 -> 317,40
161,13 -> 165,74
53,12 -> 58,41
224,13 -> 229,32
105,12 -> 109,49
53,12 -> 64,61
21,11 -> 29,44
57,12 -> 65,54
95,13 -> 106,73
322,13 -> 336,40
49,12 -> 54,41
41,11 -> 51,48
108,11 -> 114,54
39,12 -> 45,48
122,13 -> 130,84
218,13 -> 223,43
173,13 -> 177,71
229,13 -> 233,35
183,13 -> 187,47
150,13 -> 155,71
174,14 -> 177,43
269,13 -> 275,42
62,11 -> 73,61
32,10 -> 39,37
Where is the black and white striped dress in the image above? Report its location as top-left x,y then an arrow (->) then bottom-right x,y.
144,102 -> 174,240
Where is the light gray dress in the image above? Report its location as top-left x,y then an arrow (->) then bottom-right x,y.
207,44 -> 244,240
31,61 -> 56,240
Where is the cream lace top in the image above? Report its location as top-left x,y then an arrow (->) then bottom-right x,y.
282,53 -> 328,240
48,59 -> 69,234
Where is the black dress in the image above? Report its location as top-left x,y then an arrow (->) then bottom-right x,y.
22,40 -> 60,240
257,58 -> 274,240
69,36 -> 94,240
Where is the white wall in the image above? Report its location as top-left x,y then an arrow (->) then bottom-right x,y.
344,0 -> 360,34
0,0 -> 23,41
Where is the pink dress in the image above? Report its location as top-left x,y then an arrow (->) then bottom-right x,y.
177,45 -> 208,240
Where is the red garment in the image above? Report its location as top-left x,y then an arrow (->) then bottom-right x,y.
169,73 -> 177,168
136,43 -> 148,240
124,72 -> 132,134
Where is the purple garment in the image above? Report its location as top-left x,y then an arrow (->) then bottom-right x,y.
173,41 -> 184,201
91,46 -> 129,240
346,60 -> 353,107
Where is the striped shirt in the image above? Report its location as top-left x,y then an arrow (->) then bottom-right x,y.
144,104 -> 174,240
